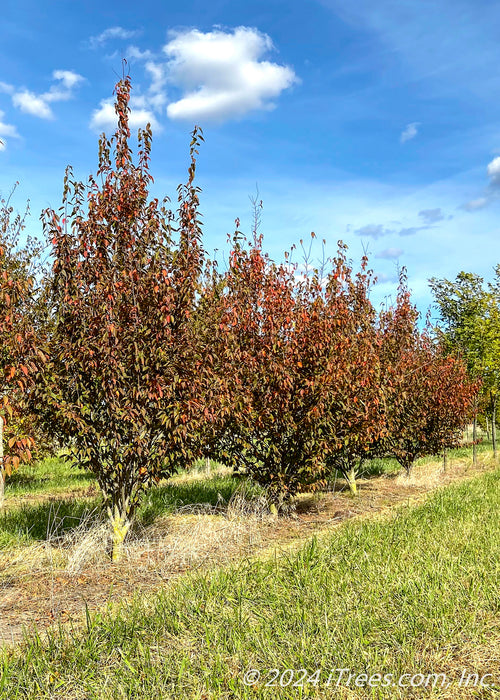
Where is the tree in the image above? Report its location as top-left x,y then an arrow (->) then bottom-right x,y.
201,228 -> 325,506
314,245 -> 384,495
33,76 -> 207,559
480,268 -> 500,457
378,277 -> 479,473
430,270 -> 500,461
202,232 -> 384,500
0,185 -> 40,507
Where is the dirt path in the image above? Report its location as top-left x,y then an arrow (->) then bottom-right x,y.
0,455 -> 497,647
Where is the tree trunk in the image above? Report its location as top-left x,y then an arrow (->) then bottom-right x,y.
108,502 -> 131,562
492,392 -> 497,459
0,417 -> 4,510
443,447 -> 447,472
404,457 -> 414,477
345,465 -> 357,496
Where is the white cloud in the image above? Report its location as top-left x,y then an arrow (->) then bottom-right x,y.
52,70 -> 83,91
89,59 -> 164,133
89,99 -> 115,131
418,207 -> 444,224
400,122 -> 419,143
0,111 -> 20,138
145,61 -> 168,100
88,26 -> 296,133
461,155 -> 500,211
89,27 -> 139,48
0,81 -> 14,95
128,107 -> 160,131
461,196 -> 489,211
163,27 -> 297,122
12,90 -> 54,119
126,45 -> 153,61
374,272 -> 399,285
90,97 -> 160,133
376,247 -> 403,259
43,70 -> 84,104
398,226 -> 424,236
487,156 -> 500,186
0,110 -> 20,151
10,70 -> 84,120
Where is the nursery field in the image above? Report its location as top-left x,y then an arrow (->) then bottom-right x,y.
0,444 -> 498,698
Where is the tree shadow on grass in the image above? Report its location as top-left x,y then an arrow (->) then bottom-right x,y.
7,470 -> 93,490
1,474 -> 264,545
359,457 -> 401,479
0,496 -> 102,546
138,475 -> 263,526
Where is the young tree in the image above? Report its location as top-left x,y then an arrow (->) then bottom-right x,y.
0,186 -> 40,507
378,279 -> 479,473
430,270 -> 499,461
201,228 -> 325,506
314,246 -> 384,495
480,268 -> 500,457
202,232 -> 383,500
34,76 -> 207,558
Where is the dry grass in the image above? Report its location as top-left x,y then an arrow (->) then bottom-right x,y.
2,462 -> 498,698
0,452 -> 498,649
394,451 -> 497,488
0,482 -> 279,644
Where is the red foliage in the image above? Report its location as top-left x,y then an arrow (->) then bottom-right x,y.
202,235 -> 386,500
0,190 -> 38,482
34,76 -> 207,550
377,274 -> 480,473
314,246 -> 385,493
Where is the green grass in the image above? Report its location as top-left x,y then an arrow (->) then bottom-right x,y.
1,468 -> 498,698
0,468 -> 263,549
0,440 -> 493,551
5,456 -> 94,497
0,497 -> 102,548
359,437 -> 496,479
138,474 -> 264,525
5,436 -> 494,502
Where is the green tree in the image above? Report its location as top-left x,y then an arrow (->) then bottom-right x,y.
478,270 -> 500,456
430,270 -> 500,460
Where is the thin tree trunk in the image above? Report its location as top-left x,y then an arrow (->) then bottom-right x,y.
108,498 -> 132,562
443,447 -> 447,472
404,459 -> 414,477
345,465 -> 357,496
0,417 -> 4,509
110,510 -> 130,562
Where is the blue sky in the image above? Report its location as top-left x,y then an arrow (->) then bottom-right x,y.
1,0 -> 500,315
